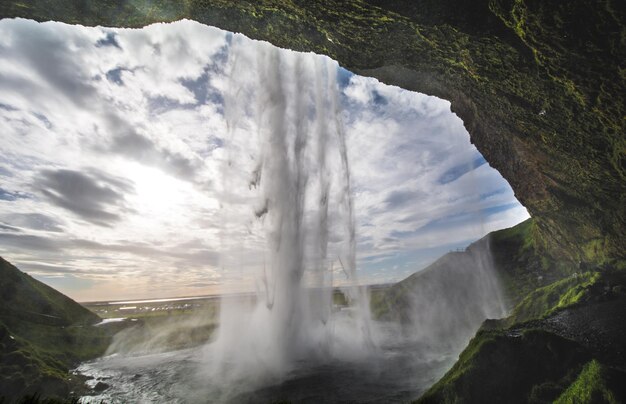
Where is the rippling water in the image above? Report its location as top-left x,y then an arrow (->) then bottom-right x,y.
77,321 -> 456,404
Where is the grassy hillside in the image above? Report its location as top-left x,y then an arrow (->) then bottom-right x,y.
0,258 -> 123,401
417,285 -> 626,403
0,258 -> 98,327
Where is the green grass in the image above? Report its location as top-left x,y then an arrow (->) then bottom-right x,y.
507,271 -> 600,324
417,329 -> 590,404
555,360 -> 619,404
555,360 -> 618,404
0,258 -> 98,327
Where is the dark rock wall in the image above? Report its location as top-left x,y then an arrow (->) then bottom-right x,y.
1,0 -> 624,262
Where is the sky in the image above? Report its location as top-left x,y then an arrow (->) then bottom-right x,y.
0,19 -> 529,301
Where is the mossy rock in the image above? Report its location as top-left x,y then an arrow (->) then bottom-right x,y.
417,329 -> 590,404
555,360 -> 625,404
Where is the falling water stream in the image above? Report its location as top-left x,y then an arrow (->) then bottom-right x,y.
210,37 -> 376,382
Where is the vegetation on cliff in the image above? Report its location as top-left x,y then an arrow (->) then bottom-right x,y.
415,267 -> 626,403
417,329 -> 592,404
0,258 -> 122,400
417,292 -> 626,404
371,219 -> 568,320
555,360 -> 621,404
370,219 -> 626,403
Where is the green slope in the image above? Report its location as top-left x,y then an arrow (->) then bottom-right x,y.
0,258 -> 98,327
417,288 -> 626,404
0,258 -> 120,401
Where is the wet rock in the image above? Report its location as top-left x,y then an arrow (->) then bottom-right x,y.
93,381 -> 110,392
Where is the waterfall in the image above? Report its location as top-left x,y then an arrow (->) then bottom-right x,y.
206,34 -> 375,391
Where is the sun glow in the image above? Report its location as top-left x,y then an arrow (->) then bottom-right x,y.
123,162 -> 191,222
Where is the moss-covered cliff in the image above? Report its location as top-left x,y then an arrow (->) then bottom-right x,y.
417,267 -> 626,403
1,0 -> 624,264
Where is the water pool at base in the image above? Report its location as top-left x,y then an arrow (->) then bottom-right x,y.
78,321 -> 457,404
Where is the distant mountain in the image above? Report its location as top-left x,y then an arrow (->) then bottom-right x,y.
0,257 -> 115,400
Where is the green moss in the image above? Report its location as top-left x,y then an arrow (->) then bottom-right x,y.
555,360 -> 618,404
582,238 -> 612,263
489,219 -> 535,251
487,219 -> 579,307
417,329 -> 590,404
427,329 -> 500,389
0,323 -> 70,399
507,272 -> 600,324
416,263 -> 626,402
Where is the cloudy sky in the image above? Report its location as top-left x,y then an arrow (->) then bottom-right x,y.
0,19 -> 529,301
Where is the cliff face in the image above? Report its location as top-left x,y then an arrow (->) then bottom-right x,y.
1,0 -> 624,263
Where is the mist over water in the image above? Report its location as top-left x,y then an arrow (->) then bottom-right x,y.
381,240 -> 508,351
